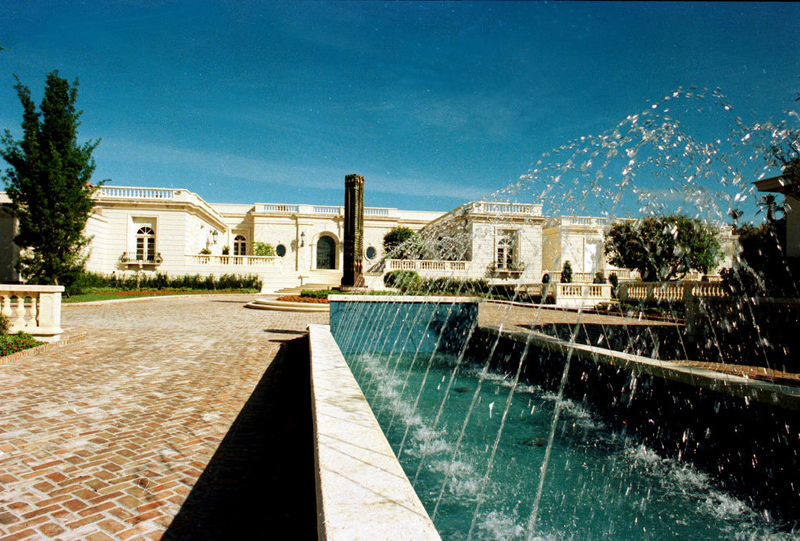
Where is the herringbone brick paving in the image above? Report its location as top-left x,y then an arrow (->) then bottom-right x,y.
0,295 -> 326,540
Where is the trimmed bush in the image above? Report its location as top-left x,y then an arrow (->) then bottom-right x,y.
300,289 -> 337,299
0,313 -> 9,335
65,272 -> 263,296
384,270 -> 421,291
420,277 -> 489,296
561,261 -> 573,283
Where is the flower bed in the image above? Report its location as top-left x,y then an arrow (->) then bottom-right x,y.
0,333 -> 44,357
277,295 -> 329,304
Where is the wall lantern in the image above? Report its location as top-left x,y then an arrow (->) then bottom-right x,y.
211,230 -> 219,244
300,232 -> 306,247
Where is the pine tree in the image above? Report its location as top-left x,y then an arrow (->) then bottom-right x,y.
1,71 -> 104,285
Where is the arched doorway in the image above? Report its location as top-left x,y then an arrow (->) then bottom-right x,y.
316,235 -> 336,269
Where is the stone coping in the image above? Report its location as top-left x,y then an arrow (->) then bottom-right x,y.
0,284 -> 64,292
484,326 -> 800,412
245,298 -> 330,312
329,294 -> 481,303
307,324 -> 441,540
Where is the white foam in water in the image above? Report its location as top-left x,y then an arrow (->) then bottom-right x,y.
474,510 -> 526,540
346,345 -> 795,539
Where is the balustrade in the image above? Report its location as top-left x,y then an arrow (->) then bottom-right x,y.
0,285 -> 64,342
386,259 -> 470,276
99,187 -> 175,199
618,281 -> 727,302
188,254 -> 281,267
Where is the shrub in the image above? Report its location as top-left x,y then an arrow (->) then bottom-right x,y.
541,273 -> 550,284
0,313 -> 9,335
252,242 -> 275,257
561,261 -> 573,283
608,273 -> 619,298
300,289 -> 337,299
420,277 -> 489,296
384,270 -> 421,291
65,271 -> 263,295
593,271 -> 605,284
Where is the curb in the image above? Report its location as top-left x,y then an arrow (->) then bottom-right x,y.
0,330 -> 89,366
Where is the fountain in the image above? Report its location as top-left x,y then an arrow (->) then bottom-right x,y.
319,89 -> 800,539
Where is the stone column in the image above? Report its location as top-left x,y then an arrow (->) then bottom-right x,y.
342,174 -> 365,287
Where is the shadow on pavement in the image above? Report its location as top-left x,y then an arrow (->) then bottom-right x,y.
164,336 -> 317,539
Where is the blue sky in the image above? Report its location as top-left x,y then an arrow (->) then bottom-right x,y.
0,2 -> 798,218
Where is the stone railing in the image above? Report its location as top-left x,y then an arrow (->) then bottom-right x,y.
470,201 -> 541,216
99,186 -> 176,199
544,269 -> 640,283
119,252 -> 163,265
260,203 -> 398,217
552,283 -> 612,308
618,281 -> 727,302
386,259 -> 469,273
187,254 -> 282,267
559,216 -> 607,227
0,285 -> 64,342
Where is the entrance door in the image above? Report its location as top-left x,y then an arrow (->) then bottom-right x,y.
316,236 -> 336,269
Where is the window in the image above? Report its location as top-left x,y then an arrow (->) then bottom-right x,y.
136,227 -> 156,262
276,244 -> 286,257
366,246 -> 377,260
496,231 -> 516,270
234,235 -> 247,256
316,235 -> 336,269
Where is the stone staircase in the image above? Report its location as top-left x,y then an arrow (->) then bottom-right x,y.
263,269 -> 343,294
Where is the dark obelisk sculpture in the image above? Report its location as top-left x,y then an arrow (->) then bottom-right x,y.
342,174 -> 365,288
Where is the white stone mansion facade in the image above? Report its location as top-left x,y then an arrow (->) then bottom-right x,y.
0,185 -> 735,293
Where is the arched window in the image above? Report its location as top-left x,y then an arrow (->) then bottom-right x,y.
136,227 -> 156,262
234,235 -> 247,256
316,235 -> 336,269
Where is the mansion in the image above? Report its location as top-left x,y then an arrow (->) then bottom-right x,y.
0,185 -> 736,293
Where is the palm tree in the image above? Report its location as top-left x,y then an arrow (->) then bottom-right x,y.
728,208 -> 743,232
757,194 -> 785,224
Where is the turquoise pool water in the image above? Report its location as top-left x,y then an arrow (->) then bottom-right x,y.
345,350 -> 791,540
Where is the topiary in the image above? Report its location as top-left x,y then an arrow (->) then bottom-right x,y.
384,270 -> 421,291
561,261 -> 573,283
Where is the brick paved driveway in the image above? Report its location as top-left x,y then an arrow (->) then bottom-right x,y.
0,295 -> 327,540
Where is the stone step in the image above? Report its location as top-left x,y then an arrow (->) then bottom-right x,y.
276,283 -> 339,295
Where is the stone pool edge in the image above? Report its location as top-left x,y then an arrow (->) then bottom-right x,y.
307,323 -> 441,541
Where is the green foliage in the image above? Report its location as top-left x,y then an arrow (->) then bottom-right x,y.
252,242 -> 275,257
0,313 -> 8,335
603,215 -> 721,281
593,271 -> 605,284
722,219 -> 797,297
199,247 -> 211,255
383,270 -> 421,291
419,277 -> 489,296
1,71 -> 105,285
561,261 -> 573,283
300,289 -> 337,299
65,271 -> 262,296
0,332 -> 43,356
382,227 -> 422,259
608,272 -> 619,298
222,245 -> 230,255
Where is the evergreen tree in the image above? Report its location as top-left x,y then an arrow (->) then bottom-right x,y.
603,215 -> 721,281
1,71 -> 104,284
